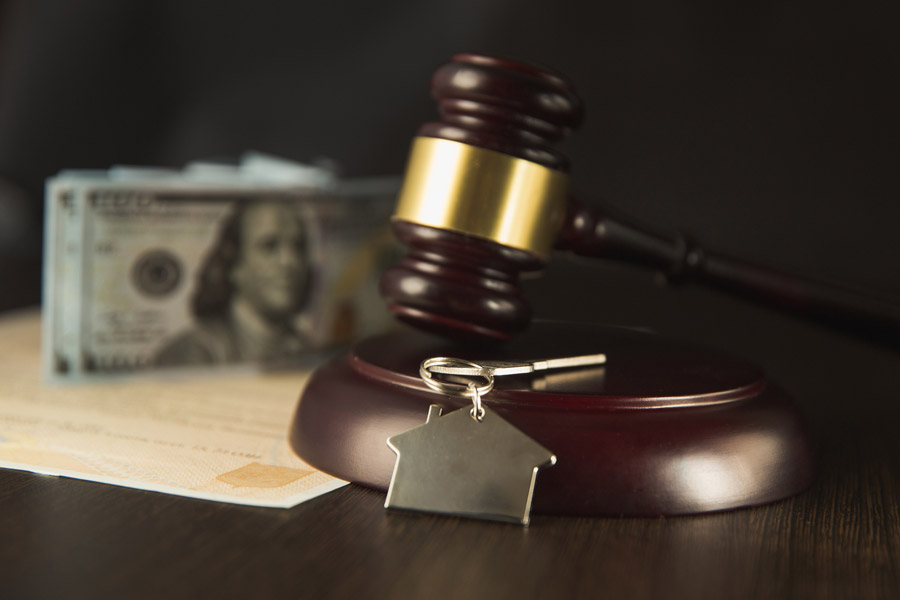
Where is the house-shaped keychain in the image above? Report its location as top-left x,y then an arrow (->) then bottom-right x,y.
385,404 -> 557,525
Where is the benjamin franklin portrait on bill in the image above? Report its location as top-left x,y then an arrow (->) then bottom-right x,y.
155,198 -> 318,366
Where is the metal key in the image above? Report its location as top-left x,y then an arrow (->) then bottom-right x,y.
423,353 -> 607,378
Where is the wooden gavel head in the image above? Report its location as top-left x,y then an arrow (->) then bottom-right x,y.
380,53 -> 584,341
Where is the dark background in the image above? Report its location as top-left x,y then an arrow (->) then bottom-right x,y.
1,0 -> 898,324
1,4 -> 900,597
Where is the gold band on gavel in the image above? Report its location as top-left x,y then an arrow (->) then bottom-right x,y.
392,137 -> 569,257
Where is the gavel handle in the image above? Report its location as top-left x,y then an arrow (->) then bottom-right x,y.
557,199 -> 900,347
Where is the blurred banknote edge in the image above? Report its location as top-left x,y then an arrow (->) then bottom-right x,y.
42,154 -> 402,381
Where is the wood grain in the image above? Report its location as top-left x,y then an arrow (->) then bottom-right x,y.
1,433 -> 898,600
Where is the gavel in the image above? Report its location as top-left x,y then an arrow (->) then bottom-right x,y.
380,53 -> 900,345
294,54 -> 826,512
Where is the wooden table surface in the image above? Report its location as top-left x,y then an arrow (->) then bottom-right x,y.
2,262 -> 899,600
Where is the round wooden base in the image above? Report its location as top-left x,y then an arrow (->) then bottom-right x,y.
290,322 -> 815,516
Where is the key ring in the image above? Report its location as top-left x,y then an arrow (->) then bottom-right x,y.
420,357 -> 493,422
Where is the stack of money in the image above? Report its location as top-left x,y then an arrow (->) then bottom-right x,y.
43,153 -> 401,381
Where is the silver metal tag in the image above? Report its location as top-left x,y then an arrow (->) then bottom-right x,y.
385,404 -> 556,525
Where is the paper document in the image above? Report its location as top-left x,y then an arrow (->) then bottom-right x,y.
0,309 -> 347,507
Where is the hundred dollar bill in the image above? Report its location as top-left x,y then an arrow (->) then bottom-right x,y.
43,155 -> 400,380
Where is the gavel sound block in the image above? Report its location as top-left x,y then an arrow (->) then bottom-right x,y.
289,54 -> 819,516
291,322 -> 815,516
